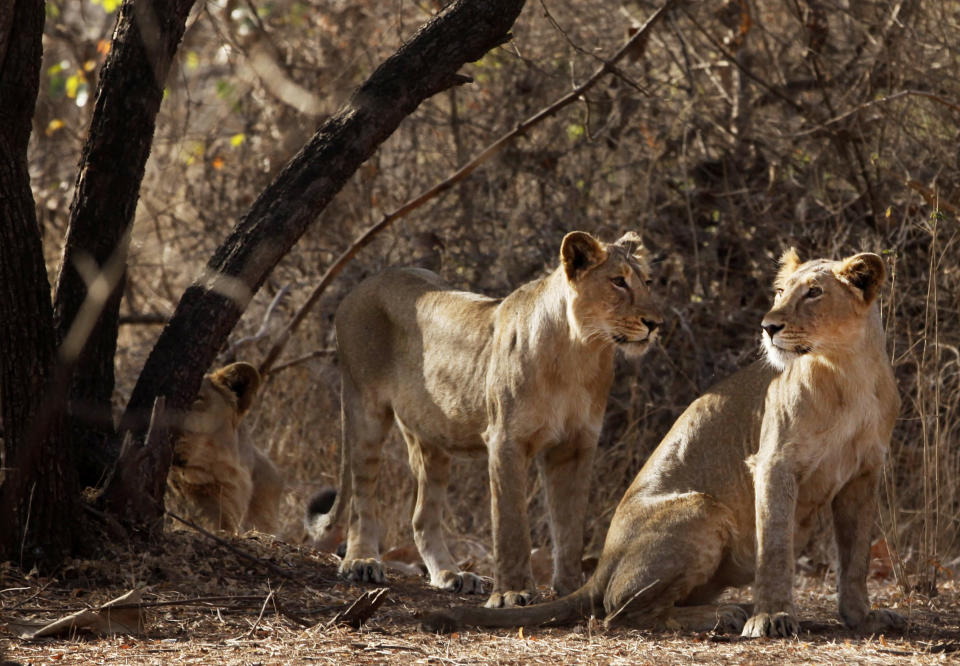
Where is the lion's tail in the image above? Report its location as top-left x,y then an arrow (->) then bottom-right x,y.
304,432 -> 351,542
419,582 -> 601,633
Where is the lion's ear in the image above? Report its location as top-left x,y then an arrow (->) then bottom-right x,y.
613,231 -> 645,259
835,252 -> 886,305
777,247 -> 801,283
210,362 -> 261,415
561,231 -> 606,281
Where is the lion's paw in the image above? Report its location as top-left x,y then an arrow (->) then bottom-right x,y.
484,589 -> 536,608
340,557 -> 387,584
741,611 -> 798,638
854,608 -> 907,634
714,604 -> 750,634
436,570 -> 486,595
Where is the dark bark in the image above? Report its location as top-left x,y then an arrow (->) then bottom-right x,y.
106,0 -> 527,528
52,0 -> 198,489
0,0 -> 79,567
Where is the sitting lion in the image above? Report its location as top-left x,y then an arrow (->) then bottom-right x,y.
309,231 -> 663,608
167,362 -> 282,534
422,249 -> 905,637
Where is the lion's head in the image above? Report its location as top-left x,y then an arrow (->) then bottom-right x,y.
560,231 -> 664,358
171,362 -> 261,499
761,248 -> 886,370
168,361 -> 283,534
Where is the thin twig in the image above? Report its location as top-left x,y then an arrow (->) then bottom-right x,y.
264,349 -> 337,377
257,0 -> 678,376
679,5 -> 804,113
795,89 -> 960,137
16,595 -> 278,613
19,482 -> 36,570
226,285 -> 291,360
244,588 -> 274,638
540,0 -> 649,96
602,579 -> 659,626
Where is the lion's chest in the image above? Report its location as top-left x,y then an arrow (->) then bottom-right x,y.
788,382 -> 890,520
512,371 -> 609,453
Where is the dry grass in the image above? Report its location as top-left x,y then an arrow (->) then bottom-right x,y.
2,529 -> 959,665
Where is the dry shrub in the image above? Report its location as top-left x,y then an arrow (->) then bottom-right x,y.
32,0 -> 960,586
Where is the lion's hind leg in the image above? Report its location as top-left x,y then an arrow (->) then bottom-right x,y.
338,375 -> 393,584
602,492 -> 736,629
402,426 -> 485,595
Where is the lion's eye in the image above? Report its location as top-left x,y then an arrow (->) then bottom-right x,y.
806,286 -> 823,299
611,276 -> 628,289
775,288 -> 783,298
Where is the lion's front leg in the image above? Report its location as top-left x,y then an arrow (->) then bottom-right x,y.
485,428 -> 536,608
832,467 -> 906,633
538,430 -> 597,596
742,453 -> 799,638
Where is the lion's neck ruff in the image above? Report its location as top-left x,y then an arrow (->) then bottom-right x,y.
518,267 -> 615,354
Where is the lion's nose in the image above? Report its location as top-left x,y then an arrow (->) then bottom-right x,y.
762,323 -> 784,338
642,318 -> 661,333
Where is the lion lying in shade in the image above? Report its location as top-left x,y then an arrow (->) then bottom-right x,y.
167,362 -> 282,534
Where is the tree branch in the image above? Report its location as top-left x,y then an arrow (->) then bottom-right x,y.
51,0 -> 198,488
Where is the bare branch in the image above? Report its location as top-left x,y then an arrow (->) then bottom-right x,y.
224,285 -> 292,362
264,349 -> 337,377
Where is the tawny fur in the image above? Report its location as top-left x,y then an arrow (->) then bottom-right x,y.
421,250 -> 904,638
167,362 -> 283,534
310,231 -> 663,608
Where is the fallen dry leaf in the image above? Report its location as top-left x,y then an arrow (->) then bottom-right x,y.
9,588 -> 145,639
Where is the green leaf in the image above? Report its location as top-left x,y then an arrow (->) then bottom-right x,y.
566,123 -> 585,141
66,73 -> 81,99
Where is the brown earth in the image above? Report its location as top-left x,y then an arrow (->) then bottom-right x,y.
2,529 -> 959,665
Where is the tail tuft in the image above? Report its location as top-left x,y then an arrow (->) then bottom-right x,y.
307,487 -> 337,516
304,487 -> 338,541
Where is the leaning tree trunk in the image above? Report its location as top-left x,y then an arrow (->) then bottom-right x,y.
105,0 -> 529,530
0,0 -> 80,568
52,0 -> 197,490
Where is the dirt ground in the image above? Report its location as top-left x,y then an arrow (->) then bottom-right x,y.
2,529 -> 959,665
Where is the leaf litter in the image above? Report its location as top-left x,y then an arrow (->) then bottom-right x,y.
1,528 -> 959,664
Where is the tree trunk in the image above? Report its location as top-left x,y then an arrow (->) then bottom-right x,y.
106,0 -> 528,529
0,0 -> 80,568
52,0 -> 197,490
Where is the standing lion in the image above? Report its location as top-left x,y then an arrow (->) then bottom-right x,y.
309,231 -> 663,608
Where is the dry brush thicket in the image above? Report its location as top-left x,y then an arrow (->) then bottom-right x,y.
31,0 -> 960,589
